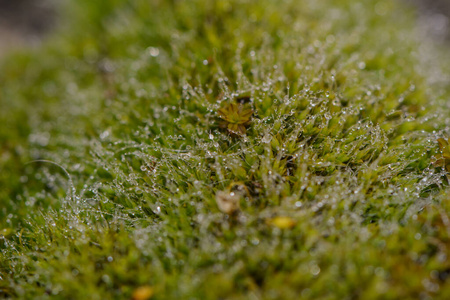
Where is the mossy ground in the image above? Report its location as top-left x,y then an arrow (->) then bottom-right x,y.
1,0 -> 450,299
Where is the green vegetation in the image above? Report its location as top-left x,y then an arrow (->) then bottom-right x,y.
1,0 -> 450,298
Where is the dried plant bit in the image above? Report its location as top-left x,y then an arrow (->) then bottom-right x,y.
216,190 -> 240,214
267,216 -> 297,229
218,102 -> 253,135
132,286 -> 154,300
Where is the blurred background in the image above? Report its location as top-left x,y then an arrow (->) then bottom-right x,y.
409,0 -> 450,42
0,0 -> 55,56
0,0 -> 449,57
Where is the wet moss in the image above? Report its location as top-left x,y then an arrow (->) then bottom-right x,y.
1,0 -> 450,299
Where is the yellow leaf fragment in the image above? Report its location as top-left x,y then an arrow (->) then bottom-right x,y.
433,157 -> 445,168
437,138 -> 448,150
132,286 -> 154,300
436,137 -> 450,171
268,216 -> 297,229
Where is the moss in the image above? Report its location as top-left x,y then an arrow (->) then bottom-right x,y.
1,0 -> 450,299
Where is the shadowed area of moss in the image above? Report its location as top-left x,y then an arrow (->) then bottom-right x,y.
1,0 -> 450,299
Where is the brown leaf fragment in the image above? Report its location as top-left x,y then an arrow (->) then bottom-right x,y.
216,190 -> 240,214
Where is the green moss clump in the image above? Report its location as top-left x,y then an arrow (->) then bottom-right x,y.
1,0 -> 450,299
